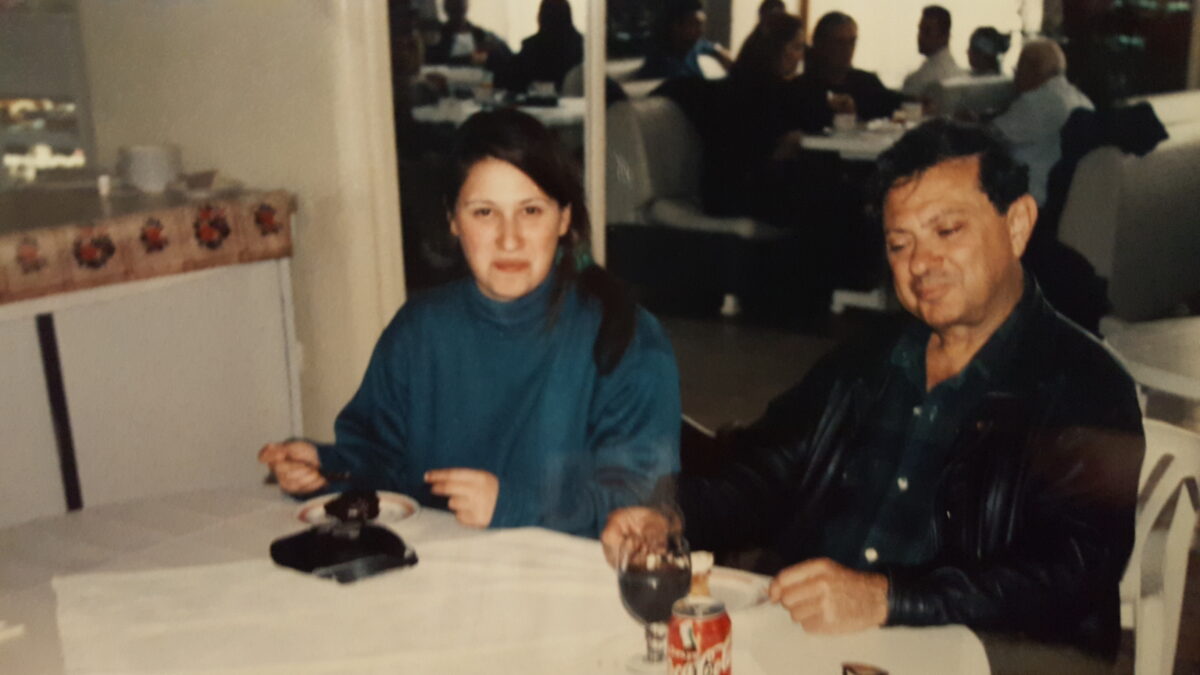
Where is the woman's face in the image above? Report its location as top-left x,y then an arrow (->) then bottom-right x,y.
779,29 -> 806,79
450,158 -> 571,302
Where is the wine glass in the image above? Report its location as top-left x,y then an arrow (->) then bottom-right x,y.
616,527 -> 691,671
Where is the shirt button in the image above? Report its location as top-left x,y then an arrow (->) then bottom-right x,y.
897,476 -> 909,492
912,406 -> 922,416
864,547 -> 879,563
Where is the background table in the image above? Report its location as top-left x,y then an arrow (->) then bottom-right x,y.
0,486 -> 990,674
800,127 -> 906,162
412,98 -> 586,128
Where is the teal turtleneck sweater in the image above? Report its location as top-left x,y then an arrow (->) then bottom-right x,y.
316,275 -> 681,537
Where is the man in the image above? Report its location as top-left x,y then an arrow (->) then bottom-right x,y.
424,0 -> 512,72
992,39 -> 1093,205
791,11 -> 904,125
901,5 -> 964,97
603,120 -> 1143,666
635,0 -> 733,80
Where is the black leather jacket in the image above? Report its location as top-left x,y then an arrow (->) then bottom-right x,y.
672,285 -> 1144,658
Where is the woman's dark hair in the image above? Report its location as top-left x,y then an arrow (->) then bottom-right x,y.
866,119 -> 1029,224
758,0 -> 785,18
729,12 -> 803,85
969,26 -> 1011,58
538,0 -> 574,34
446,108 -> 636,374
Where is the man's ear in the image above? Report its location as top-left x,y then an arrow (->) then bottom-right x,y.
1005,194 -> 1037,258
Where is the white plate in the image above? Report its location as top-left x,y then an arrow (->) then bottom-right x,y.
709,568 -> 770,611
295,491 -> 419,525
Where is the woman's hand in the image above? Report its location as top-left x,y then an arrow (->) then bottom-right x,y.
771,129 -> 807,160
599,507 -> 673,567
258,440 -> 326,495
425,468 -> 499,528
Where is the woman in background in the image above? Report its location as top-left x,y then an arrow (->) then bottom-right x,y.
505,0 -> 583,94
967,26 -> 1011,76
260,109 -> 681,538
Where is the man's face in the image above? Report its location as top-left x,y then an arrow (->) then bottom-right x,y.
918,16 -> 947,56
883,156 -> 1032,332
676,10 -> 706,46
818,21 -> 858,72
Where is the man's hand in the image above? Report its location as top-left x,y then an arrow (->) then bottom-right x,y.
258,440 -> 326,495
828,93 -> 857,115
768,558 -> 889,633
600,507 -> 673,567
425,468 -> 499,528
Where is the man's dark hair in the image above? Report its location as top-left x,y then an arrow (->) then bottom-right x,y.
867,119 -> 1029,223
922,5 -> 951,34
812,10 -> 854,44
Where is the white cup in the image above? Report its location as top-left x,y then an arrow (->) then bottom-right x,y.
902,102 -> 924,124
118,145 -> 182,193
833,113 -> 857,132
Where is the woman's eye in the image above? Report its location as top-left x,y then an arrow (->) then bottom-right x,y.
472,208 -> 492,218
523,206 -> 542,216
887,241 -> 907,253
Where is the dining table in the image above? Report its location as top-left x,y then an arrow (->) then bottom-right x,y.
799,124 -> 908,162
0,485 -> 991,674
412,97 -> 586,129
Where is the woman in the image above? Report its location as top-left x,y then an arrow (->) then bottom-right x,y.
504,0 -> 583,94
259,109 -> 681,538
967,27 -> 1011,76
703,12 -> 825,221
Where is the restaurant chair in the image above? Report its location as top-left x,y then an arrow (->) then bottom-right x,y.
1056,91 -> 1200,322
605,96 -> 791,316
1120,419 -> 1200,675
927,74 -> 1015,120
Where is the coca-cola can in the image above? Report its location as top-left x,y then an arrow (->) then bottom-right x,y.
668,596 -> 732,675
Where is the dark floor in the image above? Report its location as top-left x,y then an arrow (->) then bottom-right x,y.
659,311 -> 1200,675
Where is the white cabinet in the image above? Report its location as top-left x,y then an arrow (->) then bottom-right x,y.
0,259 -> 300,516
0,317 -> 65,528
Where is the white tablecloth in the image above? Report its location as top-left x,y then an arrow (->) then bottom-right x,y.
800,128 -> 905,161
1,486 -> 990,674
412,98 -> 586,128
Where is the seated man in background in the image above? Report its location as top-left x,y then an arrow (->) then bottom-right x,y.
992,39 -> 1093,205
635,0 -> 733,80
901,5 -> 964,97
603,120 -> 1144,671
790,11 -> 904,125
424,0 -> 512,73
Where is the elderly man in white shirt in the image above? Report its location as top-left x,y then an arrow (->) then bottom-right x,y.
901,5 -> 964,98
992,39 -> 1093,205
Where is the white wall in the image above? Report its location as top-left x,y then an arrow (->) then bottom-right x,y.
79,0 -> 405,441
809,0 -> 1041,87
729,0 -> 1040,84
